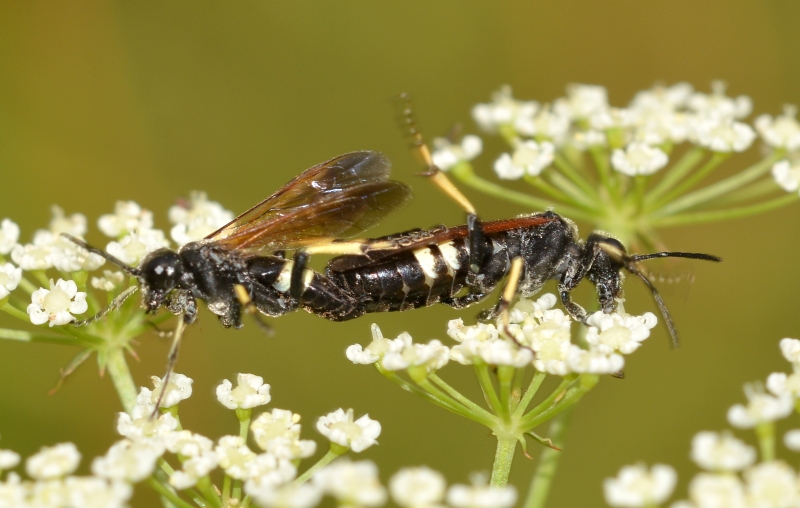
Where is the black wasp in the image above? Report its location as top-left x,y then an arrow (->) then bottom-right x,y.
318,211 -> 720,347
64,151 -> 410,400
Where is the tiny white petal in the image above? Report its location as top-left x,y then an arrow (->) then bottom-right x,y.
216,373 -> 271,410
690,431 -> 756,472
603,463 -> 676,507
316,408 -> 381,452
390,466 -> 447,507
0,219 -> 21,255
25,442 -> 81,480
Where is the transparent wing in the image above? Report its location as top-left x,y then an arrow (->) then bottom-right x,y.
204,151 -> 412,253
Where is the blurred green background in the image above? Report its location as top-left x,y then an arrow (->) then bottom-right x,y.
1,1 -> 799,506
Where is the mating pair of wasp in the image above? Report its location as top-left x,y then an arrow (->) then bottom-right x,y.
64,117 -> 720,398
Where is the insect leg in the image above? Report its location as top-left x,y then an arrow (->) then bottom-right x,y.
152,314 -> 187,417
72,286 -> 138,326
233,284 -> 275,336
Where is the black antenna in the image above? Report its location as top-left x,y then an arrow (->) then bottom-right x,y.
61,233 -> 141,277
630,251 -> 722,263
627,266 -> 680,349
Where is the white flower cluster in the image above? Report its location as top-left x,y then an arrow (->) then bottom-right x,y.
98,201 -> 169,266
464,81 -> 788,183
9,207 -> 105,272
168,191 -> 234,247
0,372 -> 522,508
347,294 -> 656,376
610,339 -> 800,508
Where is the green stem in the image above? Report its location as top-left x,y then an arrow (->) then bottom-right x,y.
652,193 -> 799,227
523,406 -> 575,508
0,326 -> 82,345
648,152 -> 730,211
449,163 -> 594,220
490,435 -> 517,487
755,422 -> 775,462
427,374 -> 495,424
544,172 -> 600,211
16,276 -> 37,294
522,375 -> 598,429
521,378 -> 572,422
416,378 -> 492,424
147,477 -> 195,508
222,475 -> 231,505
379,368 -> 481,422
498,366 -> 515,422
1,302 -> 32,322
553,153 -> 599,201
696,178 -> 780,207
646,147 -> 706,203
293,448 -> 344,485
523,175 -> 581,207
475,364 -> 504,416
512,372 -> 547,419
106,346 -> 138,414
652,152 -> 783,218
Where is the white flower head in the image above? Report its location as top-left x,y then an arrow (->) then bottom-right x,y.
630,83 -> 694,112
347,324 -> 398,364
571,129 -> 607,150
215,435 -> 256,480
0,449 -> 20,470
148,373 -> 193,408
585,311 -> 657,355
390,466 -> 447,508
170,452 -> 219,490
216,373 -> 271,410
472,85 -> 538,133
251,409 -> 317,460
611,142 -> 669,176
105,228 -> 169,266
566,345 -> 625,375
603,463 -> 677,508
431,135 -> 483,172
687,472 -> 746,508
0,263 -> 22,299
90,270 -> 126,292
771,160 -> 800,194
691,116 -> 756,153
784,429 -> 800,452
92,439 -> 165,483
25,442 -> 81,480
556,83 -> 609,120
50,238 -> 106,272
0,218 -> 20,255
163,430 -> 213,458
493,140 -> 554,179
48,206 -> 87,237
779,338 -> 800,366
743,461 -> 800,507
64,476 -> 133,508
98,201 -> 154,238
766,371 -> 800,399
316,408 -> 381,452
244,453 -> 297,491
27,278 -> 88,327
169,191 -> 234,247
727,383 -> 794,428
313,459 -> 387,507
246,482 -> 323,508
755,105 -> 800,150
687,81 -> 752,119
11,230 -> 56,270
447,473 -> 517,508
514,105 -> 571,145
382,339 -> 450,373
690,431 -> 756,472
117,386 -> 181,442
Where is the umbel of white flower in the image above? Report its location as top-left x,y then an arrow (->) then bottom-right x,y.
216,373 -> 271,410
316,408 -> 381,453
27,278 -> 88,327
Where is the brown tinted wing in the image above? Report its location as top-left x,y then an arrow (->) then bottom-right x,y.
206,151 -> 412,253
328,215 -> 557,272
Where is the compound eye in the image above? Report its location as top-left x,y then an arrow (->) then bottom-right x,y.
141,249 -> 183,291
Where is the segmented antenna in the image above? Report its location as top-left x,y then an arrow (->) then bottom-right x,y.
60,233 -> 141,277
